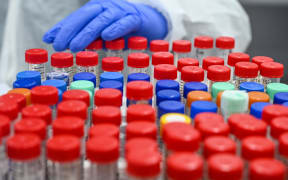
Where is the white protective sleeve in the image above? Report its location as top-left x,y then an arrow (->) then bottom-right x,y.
129,0 -> 252,52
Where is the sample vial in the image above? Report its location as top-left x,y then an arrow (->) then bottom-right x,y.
73,72 -> 96,89
194,36 -> 214,66
207,65 -> 231,92
270,117 -> 288,146
46,135 -> 82,180
150,40 -> 169,53
250,102 -> 270,119
0,93 -> 26,111
105,38 -> 125,58
86,136 -> 119,180
160,114 -> 191,133
102,57 -> 124,73
166,152 -> 203,180
186,91 -> 212,116
42,79 -> 67,92
172,40 -> 192,65
85,38 -> 104,74
227,114 -> 250,140
252,56 -> 274,83
127,53 -> 150,75
151,52 -> 174,82
202,56 -> 225,84
94,88 -> 122,108
227,52 -> 250,82
75,51 -> 99,87
194,112 -> 224,129
197,121 -> 230,140
183,82 -> 208,105
260,62 -> 284,89
99,80 -> 123,93
127,73 -> 150,82
154,64 -> 177,88
273,92 -> 288,104
239,82 -> 264,92
158,100 -> 185,120
262,104 -> 288,125
92,106 -> 121,127
128,36 -> 147,53
156,90 -> 181,107
266,83 -> 288,102
25,48 -> 48,81
126,81 -> 153,106
211,82 -> 235,100
126,121 -> 157,140
47,52 -> 74,86
88,124 -> 119,139
0,99 -> 19,126
8,88 -> 31,105
207,154 -> 244,180
16,71 -> 41,86
177,57 -> 199,83
190,101 -> 218,120
221,90 -> 249,121
70,80 -> 95,102
126,104 -> 156,124
278,132 -> 288,166
0,115 -> 10,178
13,79 -> 37,89
203,136 -> 236,159
156,80 -> 179,94
125,138 -> 158,155
62,89 -> 90,115
216,36 -> 235,63
248,91 -> 270,110
234,62 -> 258,89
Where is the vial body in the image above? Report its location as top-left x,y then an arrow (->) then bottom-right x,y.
195,48 -> 211,66
76,66 -> 99,87
28,63 -> 46,81
107,50 -> 124,59
47,67 -> 73,87
261,76 -> 280,90
48,159 -> 82,180
127,67 -> 150,75
127,99 -> 152,107
235,77 -> 257,90
279,155 -> 288,166
86,49 -> 105,73
217,49 -> 232,65
0,145 -> 8,179
228,65 -> 235,83
174,52 -> 190,65
85,162 -> 117,180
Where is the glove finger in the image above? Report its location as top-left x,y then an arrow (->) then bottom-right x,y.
69,9 -> 122,52
52,3 -> 103,51
101,15 -> 141,41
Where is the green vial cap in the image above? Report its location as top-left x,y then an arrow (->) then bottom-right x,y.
267,83 -> 288,102
212,82 -> 235,99
70,80 -> 94,106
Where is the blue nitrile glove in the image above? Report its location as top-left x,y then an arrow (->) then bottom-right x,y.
43,0 -> 168,52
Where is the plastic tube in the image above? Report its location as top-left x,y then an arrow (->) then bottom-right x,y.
194,36 -> 213,66
207,65 -> 231,93
172,40 -> 192,65
260,62 -> 284,90
202,56 -> 224,85
216,36 -> 235,64
234,62 -> 258,89
25,48 -> 48,81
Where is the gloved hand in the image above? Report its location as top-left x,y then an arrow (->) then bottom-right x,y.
43,0 -> 168,52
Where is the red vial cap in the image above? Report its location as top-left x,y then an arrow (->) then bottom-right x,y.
262,105 -> 288,125
57,100 -> 87,121
194,112 -> 224,129
126,121 -> 157,140
207,65 -> 231,82
152,52 -> 174,65
86,136 -> 119,163
47,135 -> 81,162
94,88 -> 122,107
194,36 -> 214,49
51,52 -> 73,68
228,114 -> 251,135
260,62 -> 284,78
125,138 -> 158,155
89,124 -> 119,139
31,86 -> 58,106
234,118 -> 267,140
128,53 -> 149,68
202,56 -> 225,70
14,118 -> 47,140
0,99 -> 19,120
102,57 -> 124,72
197,121 -> 230,140
22,104 -> 52,125
0,93 -> 26,111
279,132 -> 288,157
235,62 -> 258,78
92,106 -> 121,126
208,154 -> 244,180
150,40 -> 169,52
52,116 -> 84,138
216,36 -> 235,49
86,38 -> 103,50
228,52 -> 250,67
163,122 -> 201,152
126,150 -> 161,178
241,136 -> 275,161
25,48 -> 48,64
173,40 -> 192,53
252,56 -> 274,66
177,58 -> 199,72
167,152 -> 204,180
154,64 -> 177,80
76,51 -> 98,66
270,116 -> 288,139
7,133 -> 41,160
181,66 -> 204,82
126,104 -> 156,123
128,36 -> 147,50
204,136 -> 236,159
105,38 -> 125,50
62,89 -> 90,107
126,81 -> 153,101
249,158 -> 286,180
0,115 -> 10,137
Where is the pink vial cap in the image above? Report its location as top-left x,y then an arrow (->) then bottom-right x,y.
62,89 -> 90,107
194,36 -> 214,49
76,51 -> 98,66
181,66 -> 204,82
89,124 -> 119,139
202,56 -> 224,70
204,136 -> 236,159
262,105 -> 288,125
57,100 -> 87,121
216,36 -> 235,49
31,85 -> 58,106
197,121 -> 230,140
150,40 -> 169,52
0,93 -> 26,111
128,53 -> 149,68
126,81 -> 153,101
14,118 -> 47,140
235,62 -> 259,78
173,40 -> 192,53
25,48 -> 48,64
126,104 -> 156,123
154,64 -> 177,80
228,52 -> 250,67
128,36 -> 147,50
94,88 -> 122,107
279,132 -> 288,157
86,38 -> 103,50
0,115 -> 10,137
234,118 -> 267,140
51,52 -> 73,68
260,62 -> 284,78
126,121 -> 157,140
52,116 -> 84,138
207,65 -> 231,82
252,56 -> 274,66
22,104 -> 52,125
0,99 -> 19,121
92,106 -> 121,126
105,38 -> 125,50
177,58 -> 199,72
102,57 -> 124,72
152,52 -> 174,65
270,116 -> 288,139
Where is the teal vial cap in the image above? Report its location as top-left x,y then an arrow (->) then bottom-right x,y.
267,83 -> 288,102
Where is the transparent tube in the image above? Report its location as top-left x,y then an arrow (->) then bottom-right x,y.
76,66 -> 99,87
0,145 -> 8,179
174,53 -> 190,66
48,159 -> 82,180
195,49 -> 211,67
235,77 -> 257,90
9,157 -> 44,180
86,161 -> 117,180
203,70 -> 208,85
127,67 -> 150,75
228,65 -> 235,83
185,104 -> 191,117
127,99 -> 152,107
47,67 -> 73,87
107,50 -> 124,59
217,49 -> 232,65
86,49 -> 105,74
28,63 -> 46,81
129,49 -> 146,54
279,155 -> 288,166
261,76 -> 281,90
179,80 -> 185,102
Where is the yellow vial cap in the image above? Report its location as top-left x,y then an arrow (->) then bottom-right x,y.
160,113 -> 191,135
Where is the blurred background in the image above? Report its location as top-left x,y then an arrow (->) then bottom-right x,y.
0,0 -> 287,82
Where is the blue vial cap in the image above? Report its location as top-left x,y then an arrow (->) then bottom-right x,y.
16,71 -> 41,85
239,82 -> 264,92
184,82 -> 208,98
283,102 -> 288,107
13,79 -> 37,89
156,90 -> 181,106
190,101 -> 217,119
73,72 -> 96,88
100,72 -> 123,83
42,79 -> 67,92
127,73 -> 150,82
250,102 -> 270,119
273,92 -> 288,104
156,80 -> 179,93
58,89 -> 63,102
99,80 -> 123,93
158,100 -> 185,118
